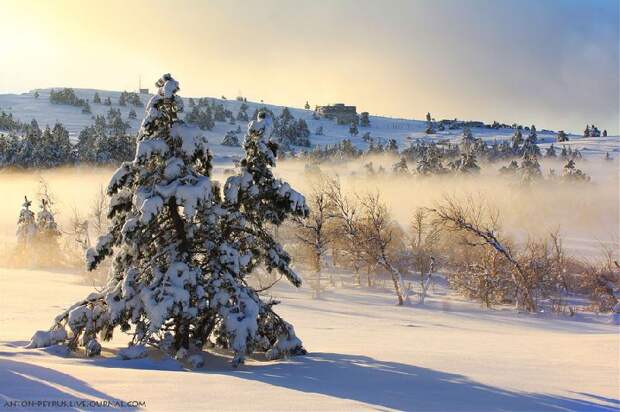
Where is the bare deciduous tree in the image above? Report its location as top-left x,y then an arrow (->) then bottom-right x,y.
328,180 -> 367,286
359,193 -> 408,305
90,185 -> 109,236
411,208 -> 440,304
293,183 -> 335,297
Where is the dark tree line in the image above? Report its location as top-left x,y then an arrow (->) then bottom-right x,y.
117,91 -> 144,107
0,118 -> 135,168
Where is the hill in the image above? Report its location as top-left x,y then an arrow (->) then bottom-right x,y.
2,87 -> 616,163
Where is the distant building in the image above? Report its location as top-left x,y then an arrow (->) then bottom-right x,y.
315,103 -> 357,125
139,88 -> 149,94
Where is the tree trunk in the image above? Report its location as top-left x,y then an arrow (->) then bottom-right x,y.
332,246 -> 338,267
419,273 -> 427,305
381,257 -> 406,305
168,197 -> 191,352
167,197 -> 189,254
173,317 -> 190,352
313,250 -> 321,298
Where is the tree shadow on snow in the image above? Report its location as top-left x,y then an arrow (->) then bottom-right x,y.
6,347 -> 615,411
221,353 -> 617,412
0,358 -> 135,411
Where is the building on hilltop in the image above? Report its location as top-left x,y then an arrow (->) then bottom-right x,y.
315,103 -> 358,125
138,76 -> 149,95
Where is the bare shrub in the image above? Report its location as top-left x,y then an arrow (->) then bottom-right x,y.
433,195 -> 538,311
448,246 -> 515,308
578,245 -> 619,313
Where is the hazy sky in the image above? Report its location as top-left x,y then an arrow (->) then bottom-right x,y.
1,0 -> 618,133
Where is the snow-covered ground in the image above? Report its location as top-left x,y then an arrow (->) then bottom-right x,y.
1,267 -> 618,411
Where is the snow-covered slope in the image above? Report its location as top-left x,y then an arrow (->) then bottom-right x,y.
2,88 -> 617,163
0,267 -> 618,411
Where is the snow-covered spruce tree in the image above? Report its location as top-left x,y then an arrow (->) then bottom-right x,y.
520,153 -> 542,183
221,130 -> 240,146
386,138 -> 399,154
461,127 -> 475,151
451,151 -> 480,174
94,131 -> 135,164
527,125 -> 538,144
349,122 -> 359,137
425,112 -> 435,134
511,129 -> 523,151
35,198 -> 62,266
222,111 -> 309,364
30,75 -> 308,367
236,105 -> 249,122
34,183 -> 63,266
556,130 -> 569,142
29,73 -> 213,357
16,196 -> 37,252
360,112 -> 370,127
545,144 -> 557,158
82,101 -> 91,114
392,157 -> 409,174
416,145 -> 446,175
499,160 -> 519,175
36,199 -> 61,242
49,123 -> 73,166
562,159 -> 590,182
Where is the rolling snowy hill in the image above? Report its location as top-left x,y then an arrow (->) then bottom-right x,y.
1,87 -> 618,164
